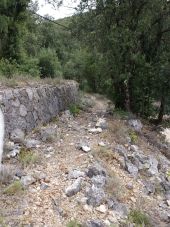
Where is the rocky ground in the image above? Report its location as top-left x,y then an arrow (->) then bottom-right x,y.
0,93 -> 170,227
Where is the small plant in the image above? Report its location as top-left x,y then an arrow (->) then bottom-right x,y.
69,104 -> 80,117
19,148 -> 39,167
0,216 -> 6,227
128,210 -> 151,226
38,48 -> 63,78
129,131 -> 138,144
96,148 -> 119,163
166,170 -> 170,177
0,58 -> 18,78
3,180 -> 23,195
66,219 -> 81,227
112,108 -> 129,119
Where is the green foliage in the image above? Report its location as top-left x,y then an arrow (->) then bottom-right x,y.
0,216 -> 6,227
112,108 -> 129,119
128,210 -> 151,226
38,48 -> 63,78
129,131 -> 138,144
0,0 -> 169,124
66,220 -> 81,227
73,0 -> 170,121
19,56 -> 40,77
0,0 -> 30,60
3,180 -> 23,195
0,59 -> 18,78
19,148 -> 39,167
69,104 -> 80,117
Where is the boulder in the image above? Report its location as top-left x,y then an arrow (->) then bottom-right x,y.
128,119 -> 143,132
65,178 -> 82,197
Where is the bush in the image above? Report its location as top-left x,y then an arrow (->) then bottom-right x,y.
18,57 -> 40,77
69,104 -> 80,117
19,148 -> 39,167
66,220 -> 81,227
38,48 -> 63,78
0,58 -> 18,78
128,210 -> 151,226
3,180 -> 23,195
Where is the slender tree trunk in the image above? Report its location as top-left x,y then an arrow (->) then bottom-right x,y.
114,81 -> 126,110
124,79 -> 131,112
157,96 -> 165,123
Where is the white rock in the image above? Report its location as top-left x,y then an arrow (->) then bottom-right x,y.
96,204 -> 107,213
21,175 -> 36,186
128,119 -> 143,132
167,200 -> 170,206
161,128 -> 170,143
65,178 -> 82,197
88,128 -> 102,133
98,142 -> 106,147
83,204 -> 93,212
68,170 -> 85,179
130,145 -> 139,152
104,220 -> 111,226
7,148 -> 20,158
82,145 -> 91,153
96,118 -> 107,129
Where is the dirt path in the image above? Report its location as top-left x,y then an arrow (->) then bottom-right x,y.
0,94 -> 170,227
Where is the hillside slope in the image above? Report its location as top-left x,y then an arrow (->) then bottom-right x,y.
0,93 -> 170,226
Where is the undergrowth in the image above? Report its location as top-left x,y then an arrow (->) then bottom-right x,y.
3,180 -> 23,195
128,210 -> 151,226
18,148 -> 39,167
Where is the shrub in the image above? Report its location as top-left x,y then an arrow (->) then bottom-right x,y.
18,57 -> 40,77
66,220 -> 81,227
129,131 -> 138,144
0,58 -> 18,78
38,48 -> 63,78
69,104 -> 80,117
18,148 -> 39,167
3,180 -> 23,195
128,210 -> 151,226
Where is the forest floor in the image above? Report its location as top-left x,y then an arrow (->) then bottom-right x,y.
0,93 -> 170,227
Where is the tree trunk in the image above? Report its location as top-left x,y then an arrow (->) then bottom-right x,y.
124,80 -> 131,112
157,96 -> 165,123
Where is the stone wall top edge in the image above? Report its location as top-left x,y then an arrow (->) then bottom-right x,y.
0,80 -> 78,92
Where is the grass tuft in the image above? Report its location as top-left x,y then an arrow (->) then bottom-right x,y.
18,148 -> 39,167
3,180 -> 23,195
66,219 -> 81,227
128,210 -> 151,226
69,104 -> 80,117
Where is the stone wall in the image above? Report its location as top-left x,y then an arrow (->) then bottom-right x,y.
0,81 -> 78,138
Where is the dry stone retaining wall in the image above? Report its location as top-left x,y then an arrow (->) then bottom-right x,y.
0,81 -> 78,138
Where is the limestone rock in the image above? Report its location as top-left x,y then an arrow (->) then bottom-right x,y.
68,170 -> 85,179
128,119 -> 143,132
10,128 -> 25,143
6,148 -> 20,158
19,104 -> 27,117
98,142 -> 106,147
96,118 -> 107,129
86,164 -> 106,178
148,156 -> 159,176
86,185 -> 106,207
91,175 -> 106,188
126,162 -> 138,177
24,139 -> 41,149
81,145 -> 91,153
88,128 -> 102,133
21,175 -> 36,186
39,127 -> 56,142
96,204 -> 107,213
82,220 -> 104,227
65,178 -> 82,197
